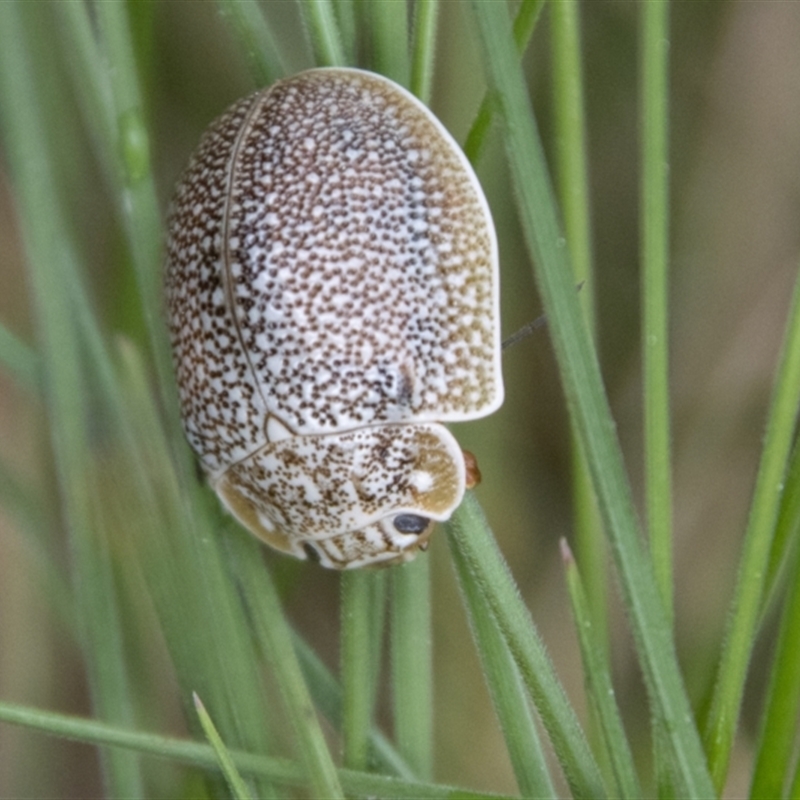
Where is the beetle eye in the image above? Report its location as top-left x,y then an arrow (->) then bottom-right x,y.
392,514 -> 431,535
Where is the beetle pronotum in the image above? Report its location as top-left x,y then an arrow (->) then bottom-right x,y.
166,68 -> 503,569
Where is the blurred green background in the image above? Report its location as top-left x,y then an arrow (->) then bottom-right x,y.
2,1 -> 800,796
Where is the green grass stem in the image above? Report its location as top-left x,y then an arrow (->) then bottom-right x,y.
291,631 -> 415,779
550,0 -> 606,648
640,0 -> 674,622
410,0 -> 439,105
215,0 -> 286,86
341,570 -> 381,771
390,558 -> 433,780
194,693 -> 255,800
703,262 -> 800,791
227,532 -> 344,798
463,0 -> 545,164
299,0 -> 347,67
749,541 -> 800,799
0,700 -> 517,800
561,540 -> 641,799
469,3 -> 715,795
116,344 -> 279,799
332,0 -> 357,64
450,533 -> 557,798
447,492 -> 606,799
365,0 -> 410,88
0,7 -> 144,796
763,433 -> 800,615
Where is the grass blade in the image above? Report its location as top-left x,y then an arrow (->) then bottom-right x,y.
390,558 -> 433,780
292,631 -> 415,779
115,343 -> 279,799
216,0 -> 286,86
0,700 -> 518,799
299,0 -> 346,67
561,540 -> 641,799
0,6 -> 144,795
410,0 -> 439,104
468,2 -> 715,795
447,492 -> 606,798
364,0 -> 410,87
550,0 -> 606,645
227,531 -> 344,799
450,533 -> 557,798
194,693 -> 255,800
341,570 -> 383,771
92,1 -> 173,406
640,0 -> 673,621
703,263 -> 800,791
749,543 -> 800,799
463,0 -> 545,164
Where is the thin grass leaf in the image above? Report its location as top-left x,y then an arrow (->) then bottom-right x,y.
391,8 -> 437,768
447,492 -> 606,799
561,540 -> 641,799
468,3 -> 715,795
227,530 -> 344,799
450,533 -> 557,798
291,631 -> 415,779
299,0 -> 347,67
364,0 -> 410,87
463,0 -> 545,164
216,0 -> 286,86
763,433 -> 800,616
0,701 -> 518,800
550,0 -> 606,652
0,7 -> 145,796
789,755 -> 800,800
410,0 -> 439,105
56,1 -> 118,190
92,2 -> 174,406
341,570 -> 384,771
194,693 -> 255,800
0,322 -> 40,394
703,263 -> 800,791
640,0 -> 673,622
390,558 -> 433,780
640,4 -> 678,795
749,542 -> 800,799
332,0 -> 357,64
115,343 -> 279,798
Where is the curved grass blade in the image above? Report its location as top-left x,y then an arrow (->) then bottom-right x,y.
410,0 -> 439,104
390,558 -> 433,780
561,540 -> 641,799
226,531 -> 344,799
0,701 -> 518,800
703,265 -> 800,791
194,693 -> 254,800
216,0 -> 286,86
468,2 -> 715,795
463,0 -> 545,164
450,534 -> 557,798
291,630 -> 415,779
299,0 -> 347,67
341,570 -> 385,771
447,493 -> 606,799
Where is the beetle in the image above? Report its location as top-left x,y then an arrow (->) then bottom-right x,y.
165,68 -> 502,568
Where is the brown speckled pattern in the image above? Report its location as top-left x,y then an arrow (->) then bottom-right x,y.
165,68 -> 502,567
215,421 -> 462,536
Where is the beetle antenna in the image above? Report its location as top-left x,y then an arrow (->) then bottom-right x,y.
501,281 -> 586,351
501,314 -> 547,350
